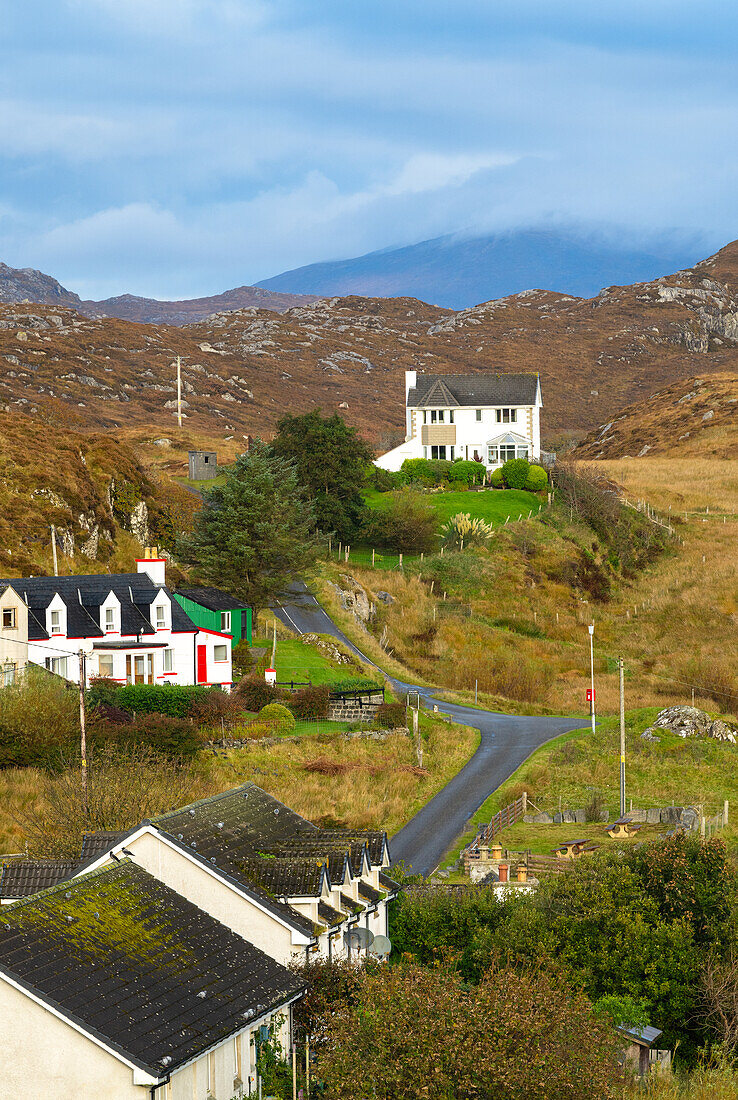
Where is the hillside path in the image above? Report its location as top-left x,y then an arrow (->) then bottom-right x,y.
272,582 -> 582,877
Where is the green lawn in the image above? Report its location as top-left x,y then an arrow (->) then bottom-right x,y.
253,635 -> 380,687
364,487 -> 542,528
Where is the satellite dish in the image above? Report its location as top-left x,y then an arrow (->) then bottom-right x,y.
345,927 -> 374,950
369,935 -> 391,959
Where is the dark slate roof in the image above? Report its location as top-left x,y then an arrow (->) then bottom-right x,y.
240,857 -> 327,898
407,373 -> 540,409
175,587 -> 250,613
358,881 -> 381,905
319,829 -> 388,868
318,900 -> 346,927
80,832 -> 127,862
0,860 -> 80,899
0,861 -> 305,1077
340,892 -> 364,916
378,870 -> 401,895
0,575 -> 197,638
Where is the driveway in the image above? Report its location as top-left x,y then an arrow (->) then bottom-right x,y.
272,581 -> 584,877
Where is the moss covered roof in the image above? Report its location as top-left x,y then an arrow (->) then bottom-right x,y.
0,860 -> 304,1075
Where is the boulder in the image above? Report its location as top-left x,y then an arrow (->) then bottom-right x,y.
574,809 -> 587,824
660,806 -> 682,825
554,812 -> 563,824
376,591 -> 395,605
527,812 -> 553,824
646,808 -> 661,824
598,811 -> 610,823
562,811 -> 575,824
641,730 -> 661,742
681,807 -> 699,830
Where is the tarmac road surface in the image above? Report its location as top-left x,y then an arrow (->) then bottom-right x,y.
272,581 -> 583,877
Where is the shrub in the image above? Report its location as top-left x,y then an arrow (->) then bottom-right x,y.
448,459 -> 486,487
374,701 -> 406,727
524,463 -> 548,492
86,677 -> 118,710
234,673 -> 283,712
115,683 -> 217,719
329,677 -> 382,693
500,457 -> 530,489
371,466 -> 398,493
93,702 -> 134,726
188,687 -> 238,725
489,468 -> 504,488
289,684 -> 330,719
259,702 -> 296,731
400,458 -> 452,487
364,489 -> 438,554
118,713 -> 205,759
441,512 -> 496,549
0,666 -> 83,769
231,639 -> 254,679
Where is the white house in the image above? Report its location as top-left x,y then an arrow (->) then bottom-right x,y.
0,550 -> 233,689
376,369 -> 543,472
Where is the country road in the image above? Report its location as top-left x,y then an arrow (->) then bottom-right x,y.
272,581 -> 583,877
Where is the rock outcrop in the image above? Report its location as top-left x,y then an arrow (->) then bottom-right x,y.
642,706 -> 737,744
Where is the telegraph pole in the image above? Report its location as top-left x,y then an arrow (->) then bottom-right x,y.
79,650 -> 88,817
51,524 -> 59,577
588,622 -> 596,734
176,355 -> 183,428
619,656 -> 626,817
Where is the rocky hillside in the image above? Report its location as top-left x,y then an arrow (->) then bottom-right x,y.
0,262 -> 318,322
0,410 -> 198,577
573,372 -> 738,459
4,241 -> 738,454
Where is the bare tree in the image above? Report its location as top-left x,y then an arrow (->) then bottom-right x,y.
699,951 -> 738,1054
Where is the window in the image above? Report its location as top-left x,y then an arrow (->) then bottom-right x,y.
220,610 -> 231,633
98,654 -> 114,678
499,444 -> 517,462
50,610 -> 61,634
2,662 -> 16,686
430,445 -> 446,460
45,655 -> 68,677
214,644 -> 228,662
105,607 -> 115,631
496,408 -> 517,424
163,648 -> 174,673
488,445 -> 498,465
449,409 -> 454,423
449,446 -> 455,460
155,605 -> 166,629
429,409 -> 445,423
517,445 -> 530,459
475,409 -> 482,422
2,608 -> 16,630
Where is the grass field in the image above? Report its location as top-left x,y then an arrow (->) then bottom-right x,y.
440,707 -> 738,868
251,634 -> 380,687
364,486 -> 542,527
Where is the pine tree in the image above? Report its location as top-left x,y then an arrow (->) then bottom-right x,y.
176,443 -> 319,611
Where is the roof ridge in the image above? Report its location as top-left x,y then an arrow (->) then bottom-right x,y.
152,782 -> 255,821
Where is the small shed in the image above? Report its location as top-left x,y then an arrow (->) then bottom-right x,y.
188,450 -> 217,480
174,586 -> 252,645
617,1024 -> 666,1077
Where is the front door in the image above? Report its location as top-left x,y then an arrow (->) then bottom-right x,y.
197,644 -> 207,684
134,655 -> 145,684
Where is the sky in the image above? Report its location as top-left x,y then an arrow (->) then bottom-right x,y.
0,0 -> 736,299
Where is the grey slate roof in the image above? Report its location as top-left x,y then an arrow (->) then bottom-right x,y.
0,574 -> 197,640
80,831 -> 127,862
0,860 -> 80,899
407,373 -> 540,409
0,861 -> 305,1077
617,1024 -> 663,1047
175,587 -> 250,613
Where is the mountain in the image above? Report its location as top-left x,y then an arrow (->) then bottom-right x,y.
573,372 -> 738,460
257,228 -> 709,309
0,263 -> 318,323
4,239 -> 738,454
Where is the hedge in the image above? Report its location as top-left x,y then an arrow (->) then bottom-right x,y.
111,713 -> 205,759
374,702 -> 407,727
114,683 -> 220,718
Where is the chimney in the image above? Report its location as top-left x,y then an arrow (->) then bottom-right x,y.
405,370 -> 417,399
136,546 -> 166,587
498,863 -> 509,884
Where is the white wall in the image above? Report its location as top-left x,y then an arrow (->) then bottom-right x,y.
376,404 -> 540,470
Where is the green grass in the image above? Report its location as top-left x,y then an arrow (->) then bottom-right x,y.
364,487 -> 542,529
175,474 -> 228,492
440,707 -> 738,868
252,636 -> 380,688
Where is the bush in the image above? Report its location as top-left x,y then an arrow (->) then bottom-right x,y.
115,683 -> 218,719
259,702 -> 296,730
500,457 -> 530,489
231,639 -> 254,679
489,468 -> 504,488
374,701 -> 406,727
448,459 -> 486,487
400,458 -> 452,487
441,512 -> 496,549
364,489 -> 438,554
524,463 -> 548,492
117,713 -> 205,759
234,673 -> 284,712
329,677 -> 382,693
289,684 -> 330,719
86,677 -> 119,710
371,466 -> 398,493
0,666 -> 84,769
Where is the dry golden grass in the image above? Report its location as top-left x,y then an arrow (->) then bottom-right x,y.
597,457 -> 738,513
635,1065 -> 738,1099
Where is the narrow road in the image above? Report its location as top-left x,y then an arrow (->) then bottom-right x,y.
273,581 -> 583,877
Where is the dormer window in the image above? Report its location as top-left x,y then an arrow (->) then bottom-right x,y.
50,610 -> 61,634
155,605 -> 166,629
105,608 -> 115,632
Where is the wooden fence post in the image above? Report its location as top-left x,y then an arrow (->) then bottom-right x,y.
372,548 -> 375,566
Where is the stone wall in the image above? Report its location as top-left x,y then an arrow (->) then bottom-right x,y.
523,805 -> 701,828
328,690 -> 385,724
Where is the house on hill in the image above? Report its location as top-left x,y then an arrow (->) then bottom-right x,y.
0,859 -> 304,1098
376,369 -> 542,472
0,549 -> 233,689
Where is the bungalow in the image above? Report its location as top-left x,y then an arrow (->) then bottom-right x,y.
0,859 -> 304,1099
0,549 -> 233,689
1,784 -> 400,967
376,369 -> 543,472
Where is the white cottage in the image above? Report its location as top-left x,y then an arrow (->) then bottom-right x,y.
376,369 -> 542,472
0,551 -> 233,689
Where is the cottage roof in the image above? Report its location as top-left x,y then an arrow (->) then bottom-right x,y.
0,574 -> 197,639
617,1024 -> 663,1048
80,831 -> 127,863
317,899 -> 346,927
240,856 -> 328,898
407,373 -> 540,409
175,587 -> 250,613
0,861 -> 305,1077
0,860 -> 81,900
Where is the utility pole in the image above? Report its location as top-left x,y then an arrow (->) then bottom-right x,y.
176,355 -> 183,428
588,623 -> 596,735
78,650 -> 88,817
271,617 -> 277,670
619,656 -> 626,817
50,525 -> 58,577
